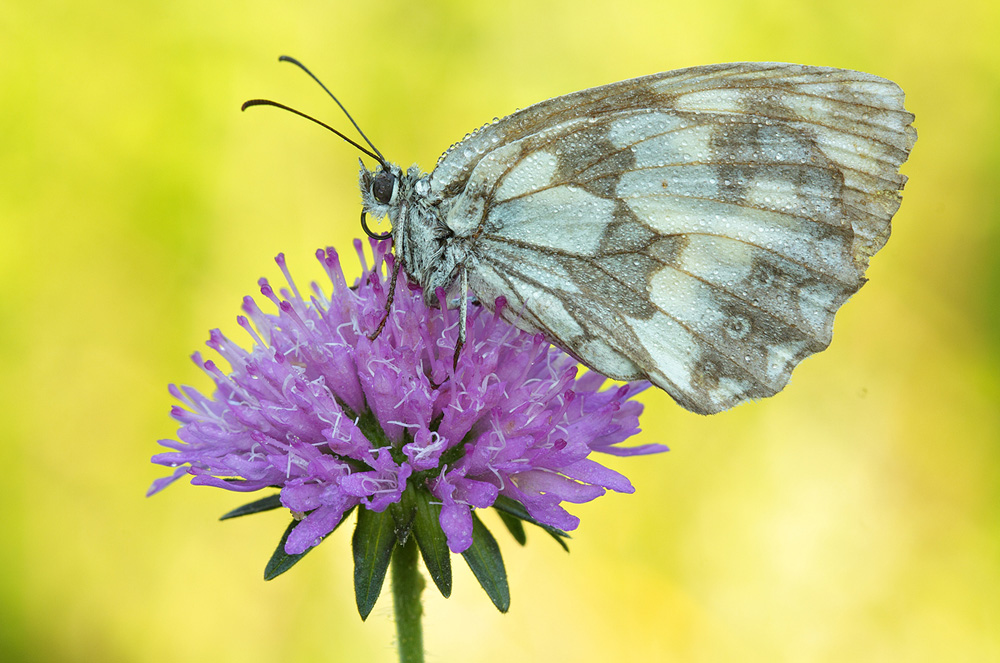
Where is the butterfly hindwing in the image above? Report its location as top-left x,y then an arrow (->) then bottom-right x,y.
422,62 -> 914,414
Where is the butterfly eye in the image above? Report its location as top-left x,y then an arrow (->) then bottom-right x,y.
372,170 -> 395,205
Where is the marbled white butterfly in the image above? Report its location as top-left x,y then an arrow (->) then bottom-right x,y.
246,58 -> 915,415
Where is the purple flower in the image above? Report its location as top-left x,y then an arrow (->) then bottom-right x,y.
149,239 -> 666,556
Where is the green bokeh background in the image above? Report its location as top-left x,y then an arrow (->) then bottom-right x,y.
3,0 -> 998,661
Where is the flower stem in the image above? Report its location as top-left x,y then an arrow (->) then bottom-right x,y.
391,535 -> 425,663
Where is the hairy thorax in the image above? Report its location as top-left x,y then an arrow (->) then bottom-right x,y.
360,162 -> 464,306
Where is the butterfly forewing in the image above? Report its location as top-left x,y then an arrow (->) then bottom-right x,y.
421,63 -> 916,414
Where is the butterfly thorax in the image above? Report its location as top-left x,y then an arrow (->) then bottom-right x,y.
359,162 -> 462,305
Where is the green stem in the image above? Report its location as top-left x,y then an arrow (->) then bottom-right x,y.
391,535 -> 425,663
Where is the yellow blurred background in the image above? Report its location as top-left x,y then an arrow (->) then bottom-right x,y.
3,0 -> 998,660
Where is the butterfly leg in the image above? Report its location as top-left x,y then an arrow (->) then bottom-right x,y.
452,267 -> 468,369
367,255 -> 403,341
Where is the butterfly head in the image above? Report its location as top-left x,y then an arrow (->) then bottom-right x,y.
359,160 -> 404,228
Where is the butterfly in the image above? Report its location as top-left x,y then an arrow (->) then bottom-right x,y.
246,58 -> 916,415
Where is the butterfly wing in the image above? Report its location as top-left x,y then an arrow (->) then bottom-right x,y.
428,63 -> 916,414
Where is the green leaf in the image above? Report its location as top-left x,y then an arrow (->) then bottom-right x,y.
352,507 -> 398,620
461,512 -> 510,612
264,519 -> 311,580
492,495 -> 571,552
220,494 -> 283,520
496,509 -> 527,545
541,525 -> 570,552
264,506 -> 356,581
408,489 -> 452,598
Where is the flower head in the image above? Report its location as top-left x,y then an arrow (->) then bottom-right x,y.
150,239 -> 666,557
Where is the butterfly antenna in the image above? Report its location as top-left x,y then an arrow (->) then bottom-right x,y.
278,55 -> 387,167
240,99 -> 386,167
